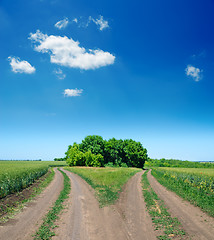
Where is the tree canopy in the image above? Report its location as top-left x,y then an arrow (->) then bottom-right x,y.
65,135 -> 148,168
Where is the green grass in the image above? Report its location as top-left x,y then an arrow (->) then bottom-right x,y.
65,166 -> 141,207
34,169 -> 71,240
158,167 -> 214,176
142,170 -> 186,240
0,161 -> 67,198
151,167 -> 214,217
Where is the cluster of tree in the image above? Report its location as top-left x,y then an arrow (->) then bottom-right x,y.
145,158 -> 214,168
65,135 -> 148,168
54,157 -> 66,161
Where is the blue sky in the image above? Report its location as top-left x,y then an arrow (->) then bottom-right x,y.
1,0 -> 214,161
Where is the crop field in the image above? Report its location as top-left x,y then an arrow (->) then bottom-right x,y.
0,161 -> 67,198
151,167 -> 214,217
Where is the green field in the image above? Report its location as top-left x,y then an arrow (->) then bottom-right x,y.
0,161 -> 67,198
152,167 -> 214,217
65,166 -> 141,206
158,167 -> 214,176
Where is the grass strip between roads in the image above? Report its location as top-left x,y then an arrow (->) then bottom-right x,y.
34,169 -> 71,240
0,169 -> 55,223
65,166 -> 141,207
142,170 -> 186,240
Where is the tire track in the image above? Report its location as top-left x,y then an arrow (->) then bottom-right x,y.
0,168 -> 64,240
53,169 -> 157,240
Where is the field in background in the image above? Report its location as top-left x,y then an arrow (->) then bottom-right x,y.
152,167 -> 214,217
158,167 -> 214,176
65,166 -> 141,206
0,161 -> 67,198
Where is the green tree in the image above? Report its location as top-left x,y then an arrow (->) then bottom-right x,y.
65,143 -> 85,166
79,135 -> 105,156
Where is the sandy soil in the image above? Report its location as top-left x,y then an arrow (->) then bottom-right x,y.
53,169 -> 157,240
0,168 -> 64,240
147,170 -> 214,240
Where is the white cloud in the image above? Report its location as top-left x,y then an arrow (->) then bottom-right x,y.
64,88 -> 83,97
55,18 -> 69,29
54,68 -> 66,80
8,56 -> 36,74
29,30 -> 115,70
91,15 -> 109,31
73,18 -> 78,23
185,65 -> 203,82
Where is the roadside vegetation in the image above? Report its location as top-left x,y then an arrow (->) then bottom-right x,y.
151,168 -> 214,217
0,168 -> 55,223
145,158 -> 214,168
65,166 -> 141,207
65,135 -> 148,168
0,161 -> 67,198
142,170 -> 186,240
34,169 -> 71,240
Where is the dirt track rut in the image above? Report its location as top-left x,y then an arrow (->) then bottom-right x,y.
53,169 -> 157,240
147,170 -> 214,240
0,168 -> 64,240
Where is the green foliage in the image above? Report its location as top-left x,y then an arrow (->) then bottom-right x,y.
65,167 -> 141,206
54,157 -> 65,161
104,162 -> 114,167
145,158 -> 214,168
152,168 -> 214,217
66,143 -> 85,166
0,161 -> 67,198
66,143 -> 104,167
79,135 -> 105,156
142,171 -> 186,239
65,135 -> 148,168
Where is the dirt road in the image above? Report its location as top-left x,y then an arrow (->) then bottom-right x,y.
53,169 -> 157,240
0,168 -> 64,240
147,170 -> 214,240
1,168 -> 213,240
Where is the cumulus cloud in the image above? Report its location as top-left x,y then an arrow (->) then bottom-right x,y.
55,18 -> 69,29
185,65 -> 203,82
54,68 -> 66,80
91,15 -> 109,31
64,88 -> 83,97
8,56 -> 36,74
29,30 -> 115,70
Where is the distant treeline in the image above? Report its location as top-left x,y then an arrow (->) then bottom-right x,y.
145,158 -> 214,168
0,159 -> 42,161
63,135 -> 148,168
54,158 -> 65,161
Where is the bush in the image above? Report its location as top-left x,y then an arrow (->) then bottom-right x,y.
121,162 -> 128,168
104,162 -> 114,167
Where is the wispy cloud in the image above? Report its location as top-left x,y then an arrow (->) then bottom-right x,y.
64,88 -> 83,97
54,68 -> 66,80
29,30 -> 115,70
91,15 -> 109,31
185,65 -> 203,82
73,18 -> 78,23
8,56 -> 36,74
55,18 -> 69,29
